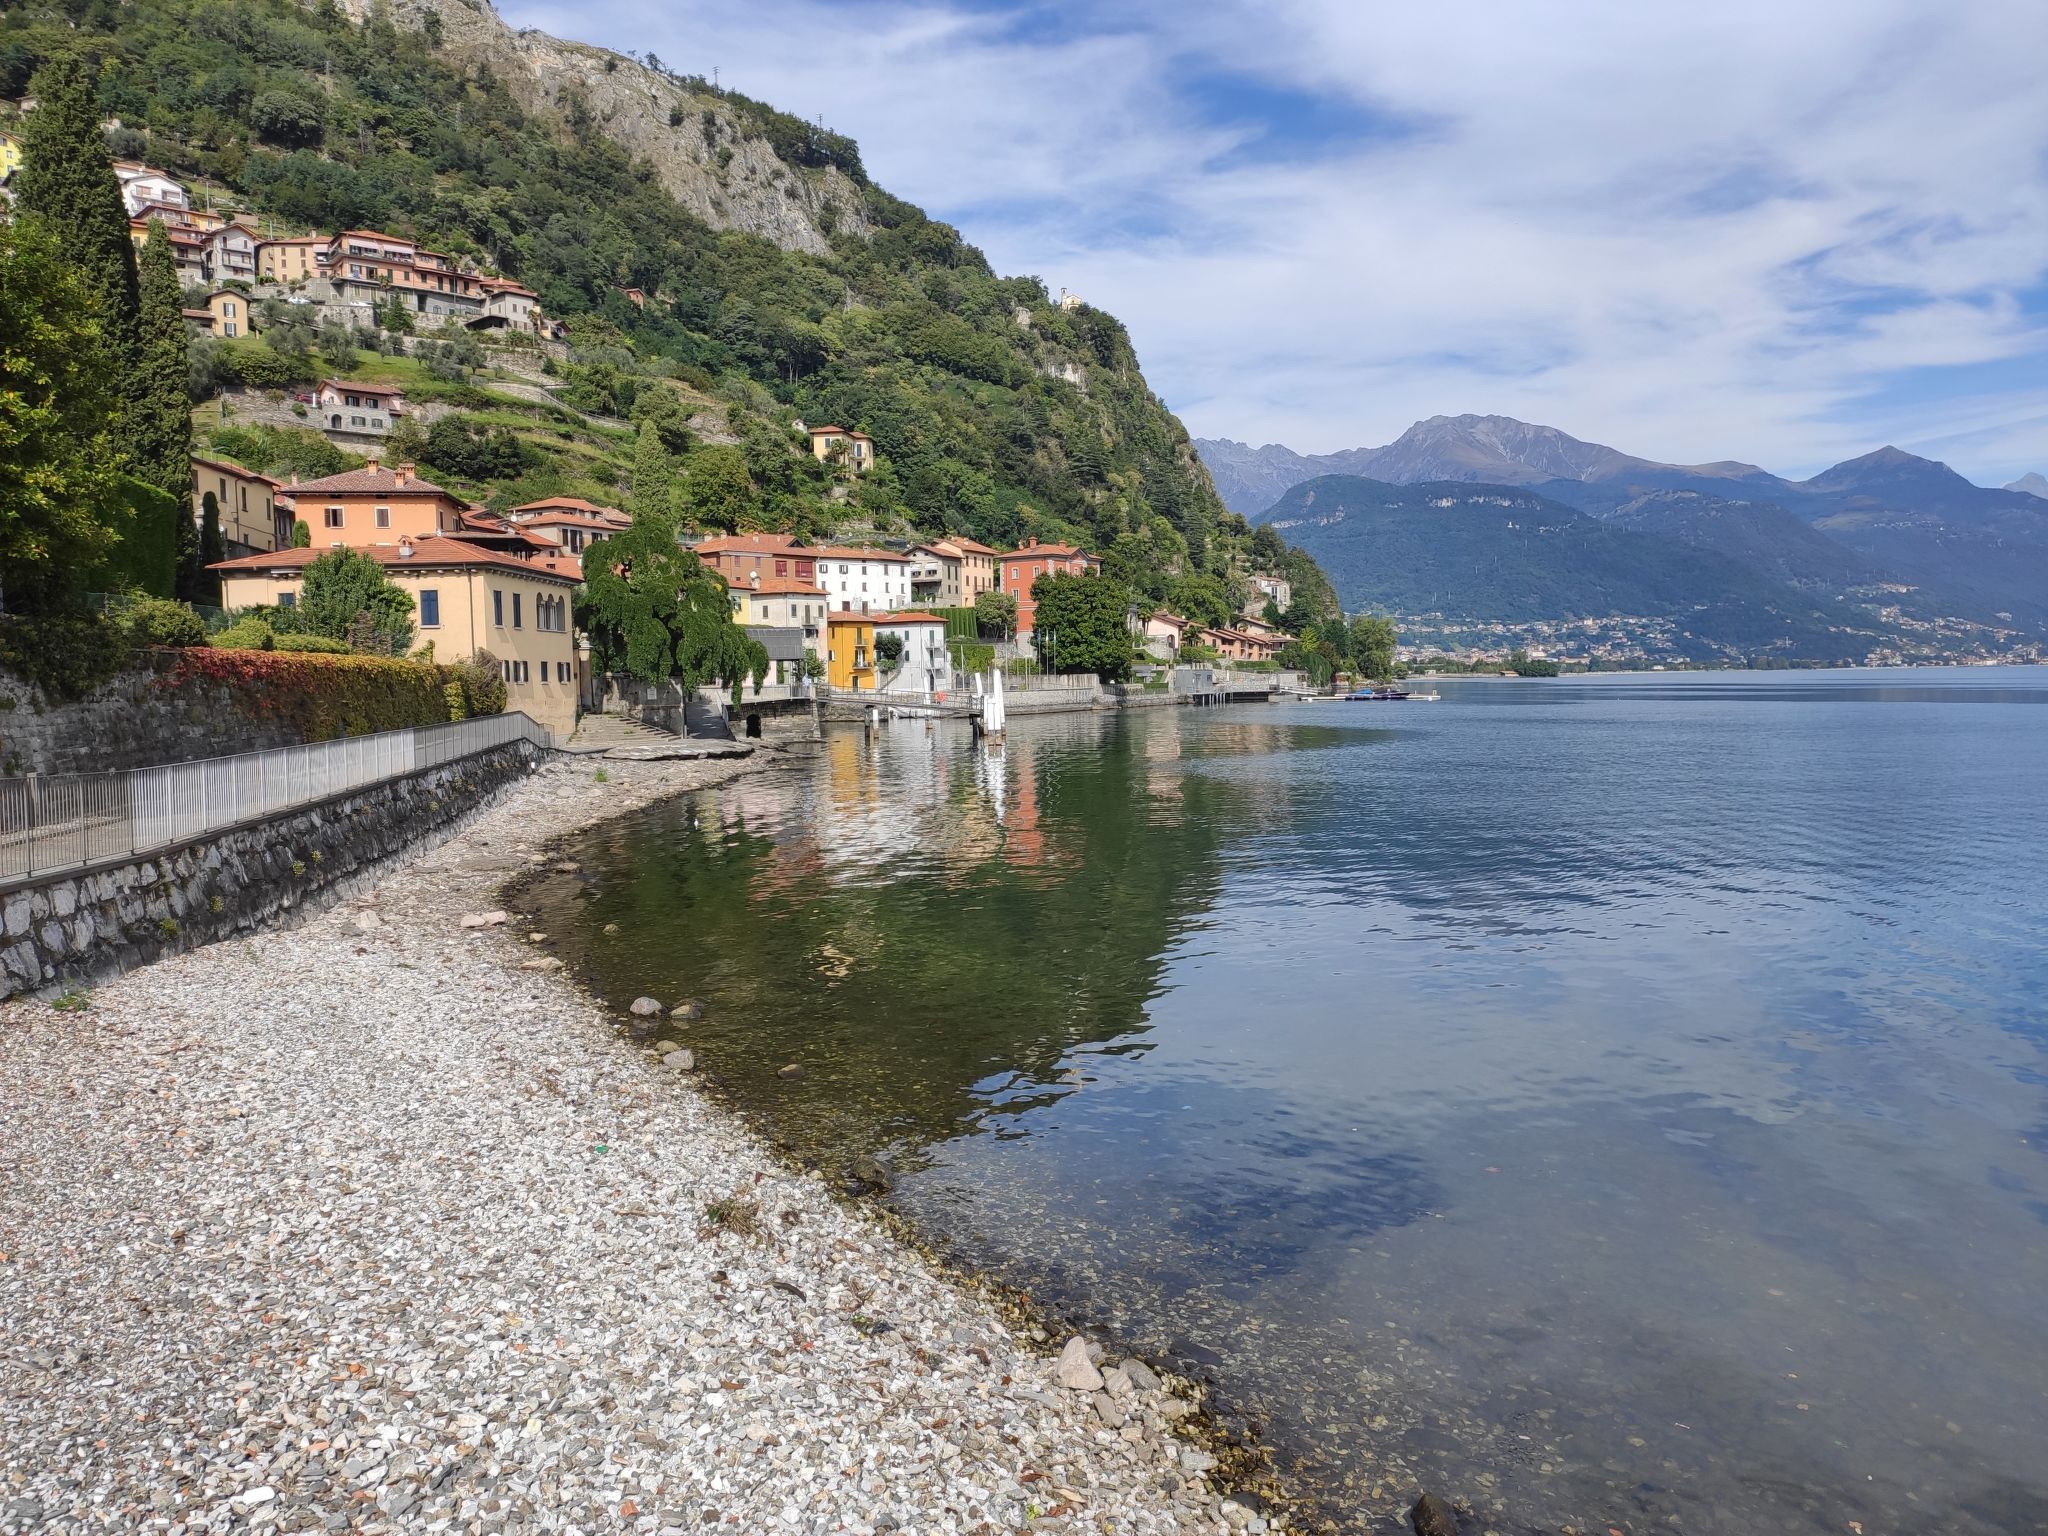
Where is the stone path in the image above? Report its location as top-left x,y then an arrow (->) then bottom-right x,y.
0,752 -> 1255,1536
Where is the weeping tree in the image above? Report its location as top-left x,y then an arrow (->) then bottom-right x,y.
578,504 -> 766,700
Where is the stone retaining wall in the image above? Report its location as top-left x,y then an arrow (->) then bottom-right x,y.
0,741 -> 542,999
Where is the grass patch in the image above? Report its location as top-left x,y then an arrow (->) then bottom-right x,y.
700,1185 -> 766,1243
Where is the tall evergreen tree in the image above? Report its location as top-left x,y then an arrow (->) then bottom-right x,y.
137,224 -> 198,595
15,58 -> 141,423
197,491 -> 227,604
631,421 -> 675,519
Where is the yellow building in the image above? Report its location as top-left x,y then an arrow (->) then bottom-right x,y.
806,424 -> 875,474
824,611 -> 877,691
203,289 -> 248,338
0,132 -> 21,184
258,235 -> 326,284
210,536 -> 581,739
191,454 -> 288,556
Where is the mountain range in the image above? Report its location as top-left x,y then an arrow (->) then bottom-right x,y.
1196,417 -> 2048,661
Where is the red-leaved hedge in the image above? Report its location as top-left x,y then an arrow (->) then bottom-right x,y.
157,647 -> 465,742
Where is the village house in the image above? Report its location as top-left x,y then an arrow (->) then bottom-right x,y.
210,537 -> 581,738
999,538 -> 1100,638
507,498 -> 630,554
690,533 -> 816,587
812,546 -> 913,614
190,289 -> 247,338
1198,625 -> 1284,663
874,612 -> 952,696
0,131 -> 19,185
322,229 -> 483,321
112,161 -> 186,217
314,380 -> 405,435
204,222 -> 258,285
909,538 -> 998,607
142,221 -> 211,287
281,459 -> 468,545
805,425 -> 876,475
823,611 -> 878,691
258,235 -> 328,284
1247,573 -> 1293,617
469,277 -> 544,335
1143,611 -> 1191,660
190,454 -> 289,557
728,572 -> 828,646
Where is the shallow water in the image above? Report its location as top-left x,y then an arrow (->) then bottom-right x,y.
532,670 -> 2048,1534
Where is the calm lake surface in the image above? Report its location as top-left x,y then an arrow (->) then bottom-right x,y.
532,670 -> 2048,1534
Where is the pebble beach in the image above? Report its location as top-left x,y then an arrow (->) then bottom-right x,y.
0,749 -> 1267,1536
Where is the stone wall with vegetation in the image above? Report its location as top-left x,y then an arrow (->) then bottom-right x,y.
0,741 -> 541,1000
0,649 -> 465,777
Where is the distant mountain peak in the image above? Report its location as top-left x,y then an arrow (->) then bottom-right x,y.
2006,471 -> 2048,500
1802,445 -> 1973,493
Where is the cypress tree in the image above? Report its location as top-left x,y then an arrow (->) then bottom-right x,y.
137,225 -> 198,559
631,421 -> 675,519
197,491 -> 226,604
15,57 -> 141,401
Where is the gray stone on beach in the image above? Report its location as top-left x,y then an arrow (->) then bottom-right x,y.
1056,1336 -> 1105,1392
459,910 -> 509,928
629,996 -> 664,1017
1102,1364 -> 1133,1398
1093,1391 -> 1127,1428
1121,1358 -> 1162,1393
663,1049 -> 695,1071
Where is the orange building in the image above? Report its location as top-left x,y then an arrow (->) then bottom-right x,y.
282,460 -> 469,546
692,533 -> 817,586
999,538 -> 1100,637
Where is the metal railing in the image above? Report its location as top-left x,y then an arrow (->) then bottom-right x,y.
0,712 -> 554,888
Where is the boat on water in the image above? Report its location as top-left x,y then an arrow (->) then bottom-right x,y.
1343,687 -> 1413,701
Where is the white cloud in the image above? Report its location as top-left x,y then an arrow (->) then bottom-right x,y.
502,0 -> 2048,482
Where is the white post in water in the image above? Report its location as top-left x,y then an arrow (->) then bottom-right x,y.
983,667 -> 1006,736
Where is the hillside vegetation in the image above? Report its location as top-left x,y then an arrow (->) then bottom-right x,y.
0,0 -> 1337,622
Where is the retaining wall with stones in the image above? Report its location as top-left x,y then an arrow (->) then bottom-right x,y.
1,656 -> 306,777
0,741 -> 542,1000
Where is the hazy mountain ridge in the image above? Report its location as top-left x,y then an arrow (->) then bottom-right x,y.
1198,415 -> 2048,652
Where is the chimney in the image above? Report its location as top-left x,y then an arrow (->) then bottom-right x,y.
397,537 -> 415,559
397,462 -> 414,486
365,456 -> 379,474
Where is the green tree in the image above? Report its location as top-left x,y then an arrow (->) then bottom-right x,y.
1349,614 -> 1397,680
135,224 -> 201,596
297,547 -> 416,655
676,444 -> 754,532
0,217 -> 126,614
317,320 -> 359,374
196,491 -> 226,604
974,589 -> 1017,640
578,502 -> 766,696
291,519 -> 313,548
15,57 -> 140,460
631,421 -> 676,518
380,291 -> 414,335
1030,572 -> 1135,682
1166,573 -> 1232,630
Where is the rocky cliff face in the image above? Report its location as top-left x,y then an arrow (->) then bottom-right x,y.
330,0 -> 869,256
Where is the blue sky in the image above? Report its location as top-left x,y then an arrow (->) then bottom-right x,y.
502,0 -> 2048,485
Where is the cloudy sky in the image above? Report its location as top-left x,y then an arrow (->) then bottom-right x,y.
501,0 -> 2048,484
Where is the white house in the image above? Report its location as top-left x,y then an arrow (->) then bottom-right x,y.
113,162 -> 187,216
810,545 -> 914,615
314,380 -> 405,435
875,612 -> 952,696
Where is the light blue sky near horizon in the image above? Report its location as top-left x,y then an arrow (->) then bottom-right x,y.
503,0 -> 2048,487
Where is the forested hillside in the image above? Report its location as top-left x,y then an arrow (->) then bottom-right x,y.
0,0 -> 1337,621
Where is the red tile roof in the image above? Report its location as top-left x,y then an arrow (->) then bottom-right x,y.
321,379 -> 405,398
734,574 -> 828,597
191,454 -> 283,490
692,533 -> 802,554
1002,542 -> 1089,561
284,465 -> 456,499
872,611 -> 947,625
511,496 -> 626,519
210,536 -> 579,584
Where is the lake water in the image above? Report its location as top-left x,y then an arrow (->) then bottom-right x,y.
531,670 -> 2048,1534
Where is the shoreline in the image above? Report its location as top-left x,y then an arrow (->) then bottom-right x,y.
0,745 -> 1292,1536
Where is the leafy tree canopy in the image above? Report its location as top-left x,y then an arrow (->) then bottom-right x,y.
1030,572 -> 1136,683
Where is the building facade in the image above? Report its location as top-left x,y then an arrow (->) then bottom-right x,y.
210,537 -> 580,738
824,612 -> 878,691
691,533 -> 816,586
258,236 -> 327,284
999,539 -> 1100,637
282,460 -> 468,545
1143,611 -> 1190,660
191,455 -> 287,557
874,612 -> 952,696
322,230 -> 483,321
729,574 -> 828,646
812,547 -> 913,614
806,425 -> 875,474
314,380 -> 405,435
910,539 -> 997,607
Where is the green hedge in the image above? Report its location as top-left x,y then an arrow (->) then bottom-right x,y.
160,648 -> 465,740
92,476 -> 182,599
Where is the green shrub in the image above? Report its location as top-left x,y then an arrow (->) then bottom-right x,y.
120,596 -> 209,649
448,650 -> 507,717
211,618 -> 277,651
274,632 -> 351,654
0,613 -> 132,701
163,649 -> 456,741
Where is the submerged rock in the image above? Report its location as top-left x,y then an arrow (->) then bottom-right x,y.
848,1152 -> 896,1194
1411,1492 -> 1459,1536
670,1000 -> 704,1020
628,996 -> 664,1017
776,1063 -> 806,1081
1055,1336 -> 1104,1392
